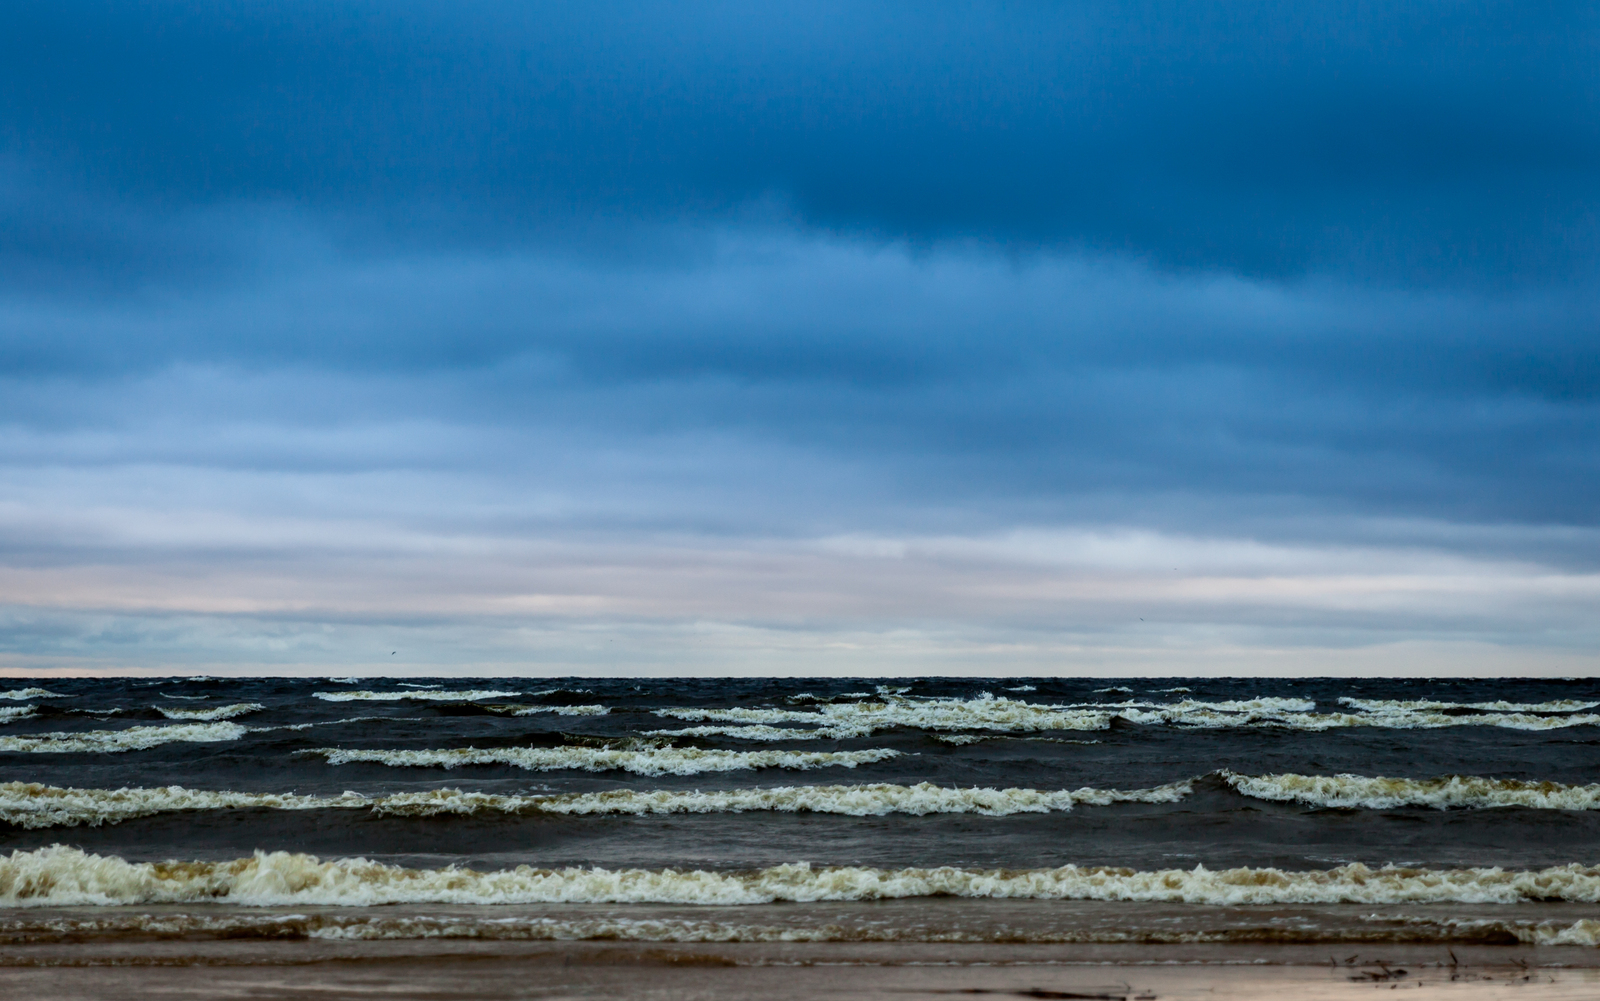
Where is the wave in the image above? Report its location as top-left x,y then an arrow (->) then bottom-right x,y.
643,724 -> 817,741
653,694 -> 1109,738
313,689 -> 521,702
7,768 -> 1600,830
0,779 -> 1191,829
1222,770 -> 1600,811
1338,698 -> 1600,713
9,847 -> 1600,907
0,689 -> 60,701
5,908 -> 1598,946
654,692 -> 1600,736
0,707 -> 36,724
155,702 -> 264,722
307,745 -> 900,776
511,705 -> 608,716
0,722 -> 247,754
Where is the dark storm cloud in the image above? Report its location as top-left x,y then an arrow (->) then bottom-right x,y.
2,0 -> 1596,282
1,235 -> 1596,530
1,0 -> 1598,674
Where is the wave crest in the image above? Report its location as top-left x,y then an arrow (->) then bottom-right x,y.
8,848 -> 1600,907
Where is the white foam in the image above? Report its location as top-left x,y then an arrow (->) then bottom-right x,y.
0,779 -> 1187,829
514,780 -> 1193,818
642,724 -> 823,741
11,768 -> 1600,832
1223,770 -> 1600,811
0,723 -> 247,754
0,707 -> 37,724
1371,914 -> 1600,947
1339,698 -> 1600,713
511,705 -> 609,716
656,694 -> 1111,738
155,703 -> 264,722
9,848 -> 1600,907
648,692 -> 1575,737
312,689 -> 520,702
0,782 -> 356,829
0,689 -> 60,701
308,745 -> 899,776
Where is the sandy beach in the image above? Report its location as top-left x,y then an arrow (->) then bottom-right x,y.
4,939 -> 1599,999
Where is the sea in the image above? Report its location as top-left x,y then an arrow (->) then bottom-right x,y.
2,675 -> 1599,954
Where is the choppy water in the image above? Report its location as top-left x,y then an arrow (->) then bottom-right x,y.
2,676 -> 1599,949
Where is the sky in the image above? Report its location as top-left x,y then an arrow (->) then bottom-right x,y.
1,0 -> 1597,677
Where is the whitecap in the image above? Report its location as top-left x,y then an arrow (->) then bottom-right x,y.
8,848 -> 1600,907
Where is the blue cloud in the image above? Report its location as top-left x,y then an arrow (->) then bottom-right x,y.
0,1 -> 1596,673
2,1 -> 1595,280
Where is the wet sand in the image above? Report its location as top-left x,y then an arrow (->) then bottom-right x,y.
4,940 -> 1599,999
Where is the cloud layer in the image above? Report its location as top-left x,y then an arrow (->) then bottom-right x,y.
1,2 -> 1596,674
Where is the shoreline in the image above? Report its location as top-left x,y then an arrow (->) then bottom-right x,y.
5,937 -> 1600,966
2,941 -> 1597,1000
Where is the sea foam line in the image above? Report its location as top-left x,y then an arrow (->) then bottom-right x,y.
155,703 -> 264,722
0,779 -> 1192,829
8,847 -> 1600,907
1221,770 -> 1600,811
651,692 -> 1600,737
306,745 -> 900,776
0,722 -> 249,754
312,689 -> 521,702
7,910 -> 1600,946
12,768 -> 1599,831
0,689 -> 60,701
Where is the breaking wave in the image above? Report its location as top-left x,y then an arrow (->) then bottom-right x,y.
0,723 -> 248,754
0,689 -> 60,701
313,689 -> 521,702
1222,770 -> 1600,811
1339,698 -> 1600,713
155,702 -> 264,722
9,847 -> 1600,907
0,779 -> 1192,829
652,693 -> 1600,737
12,768 -> 1600,831
511,705 -> 609,716
307,745 -> 900,776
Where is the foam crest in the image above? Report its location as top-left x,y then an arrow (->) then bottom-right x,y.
8,848 -> 1600,907
1224,770 -> 1600,811
643,724 -> 822,741
155,702 -> 264,722
0,689 -> 60,701
0,779 -> 1189,828
1084,697 -> 1316,713
511,705 -> 608,716
652,692 -> 1600,736
308,745 -> 899,776
490,780 -> 1193,818
0,782 -> 352,829
313,689 -> 521,702
1339,698 -> 1600,713
0,707 -> 36,724
656,694 -> 1110,738
0,722 -> 247,754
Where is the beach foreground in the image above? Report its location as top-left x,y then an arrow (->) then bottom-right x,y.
2,940 -> 1597,999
